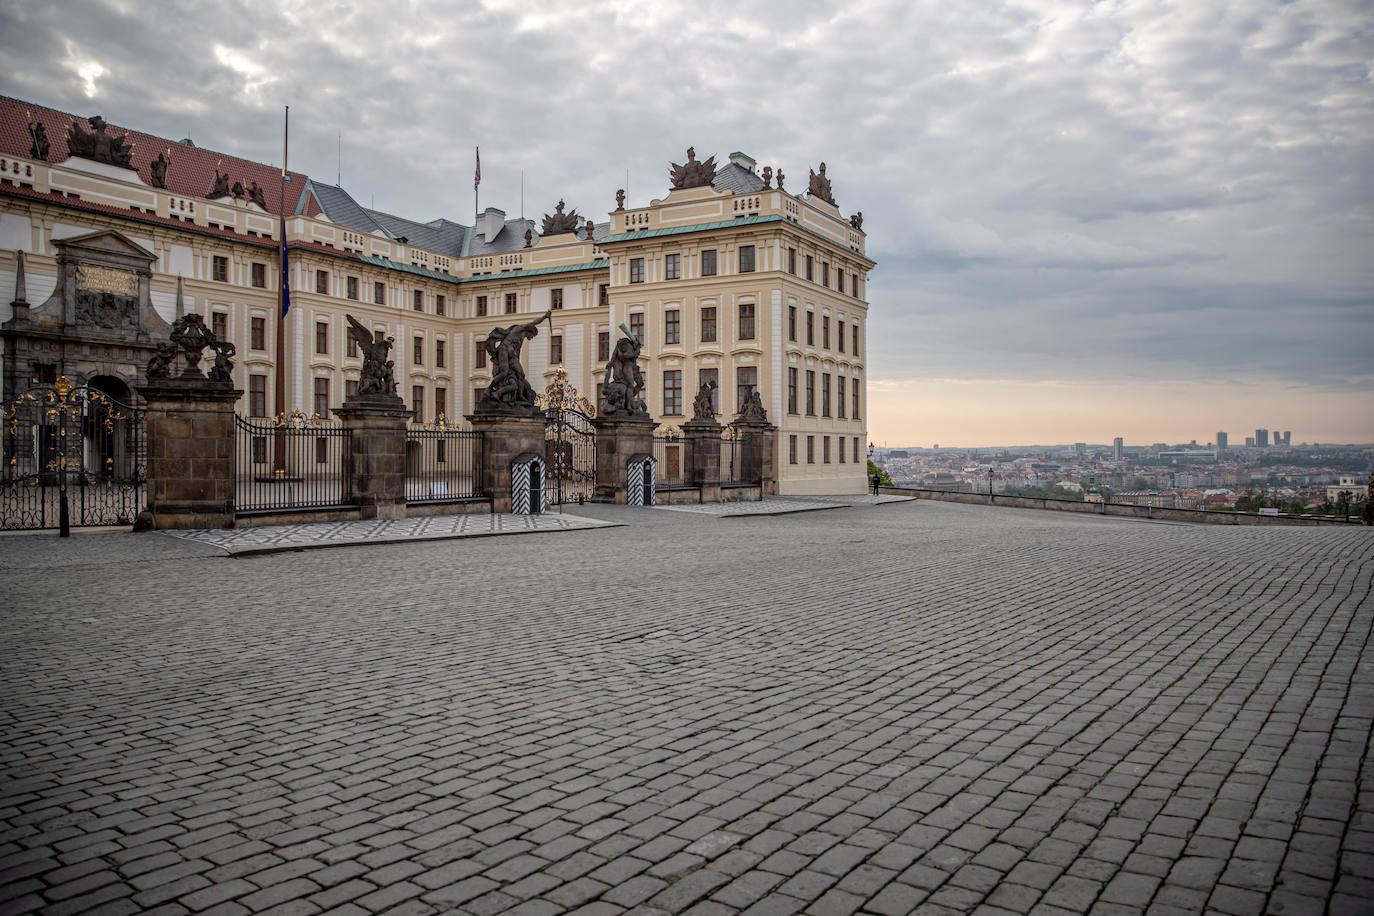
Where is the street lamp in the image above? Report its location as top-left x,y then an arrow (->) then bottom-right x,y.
988,467 -> 994,503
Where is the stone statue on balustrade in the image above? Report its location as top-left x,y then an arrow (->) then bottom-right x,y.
476,310 -> 552,416
668,147 -> 717,190
691,380 -> 717,422
146,313 -> 234,386
737,389 -> 769,425
345,314 -> 401,404
599,324 -> 648,420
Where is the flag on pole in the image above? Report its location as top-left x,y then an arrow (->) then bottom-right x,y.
279,231 -> 291,319
474,147 -> 481,191
279,106 -> 292,318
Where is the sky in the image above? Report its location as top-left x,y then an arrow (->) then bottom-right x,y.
1,0 -> 1371,447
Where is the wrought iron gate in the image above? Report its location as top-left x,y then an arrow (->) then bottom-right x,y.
538,368 -> 597,505
1,377 -> 147,532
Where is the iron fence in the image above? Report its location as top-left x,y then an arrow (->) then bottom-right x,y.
653,429 -> 688,488
720,426 -> 755,485
235,410 -> 353,512
406,422 -> 485,502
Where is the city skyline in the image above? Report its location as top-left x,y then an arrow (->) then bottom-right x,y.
1,0 -> 1369,447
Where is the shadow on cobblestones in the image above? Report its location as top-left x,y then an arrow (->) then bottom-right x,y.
1,501 -> 1370,914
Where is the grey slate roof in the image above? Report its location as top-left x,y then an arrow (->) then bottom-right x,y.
309,183 -> 386,236
712,162 -> 765,194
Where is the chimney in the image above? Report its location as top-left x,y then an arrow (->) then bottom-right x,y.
728,152 -> 756,171
478,207 -> 506,242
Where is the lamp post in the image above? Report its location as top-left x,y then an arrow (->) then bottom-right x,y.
868,441 -> 877,495
988,468 -> 994,504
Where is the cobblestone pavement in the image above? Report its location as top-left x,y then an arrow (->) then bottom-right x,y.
1,501 -> 1371,916
160,514 -> 618,556
655,494 -> 915,517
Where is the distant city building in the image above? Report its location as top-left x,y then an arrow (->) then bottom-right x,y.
1112,437 -> 1124,460
1326,476 -> 1367,504
1216,431 -> 1228,450
1255,428 -> 1270,447
1245,436 -> 1257,448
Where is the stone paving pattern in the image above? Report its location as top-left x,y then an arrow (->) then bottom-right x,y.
160,514 -> 617,555
1,501 -> 1371,915
655,494 -> 914,517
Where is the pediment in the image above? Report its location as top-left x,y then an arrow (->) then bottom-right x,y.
55,229 -> 156,262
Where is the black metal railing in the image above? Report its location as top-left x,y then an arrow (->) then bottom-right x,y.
653,430 -> 689,488
406,421 -> 485,502
234,410 -> 353,512
721,426 -> 754,485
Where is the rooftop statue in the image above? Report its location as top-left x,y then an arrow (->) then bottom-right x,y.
541,199 -> 581,235
67,115 -> 135,169
247,181 -> 268,210
808,162 -> 835,205
776,168 -> 785,190
849,211 -> 863,231
669,146 -> 717,190
208,168 -> 231,198
345,314 -> 399,401
599,324 -> 648,419
761,166 -> 772,189
149,150 -> 170,189
615,188 -> 626,211
478,310 -> 552,414
27,120 -> 49,161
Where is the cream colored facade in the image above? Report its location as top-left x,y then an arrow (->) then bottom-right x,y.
1,143 -> 871,495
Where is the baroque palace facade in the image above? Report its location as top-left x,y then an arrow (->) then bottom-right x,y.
0,96 -> 873,494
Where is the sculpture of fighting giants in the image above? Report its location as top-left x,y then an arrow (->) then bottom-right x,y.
599,323 -> 648,419
692,379 -> 717,421
738,388 -> 769,425
345,314 -> 399,401
477,310 -> 552,415
146,313 -> 235,384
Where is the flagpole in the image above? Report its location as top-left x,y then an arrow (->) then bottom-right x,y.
274,105 -> 290,470
474,147 -> 480,220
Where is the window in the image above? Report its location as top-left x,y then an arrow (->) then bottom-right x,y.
788,306 -> 797,342
346,276 -> 358,300
663,370 -> 682,415
474,386 -> 487,406
787,367 -> 798,414
315,436 -> 328,465
413,290 -> 424,312
550,334 -> 563,364
435,387 -> 448,420
374,281 -> 386,305
701,249 -> 717,277
629,313 -> 645,344
315,321 -> 329,355
412,385 -> 424,422
211,312 -> 227,340
807,435 -> 815,464
738,303 -> 755,340
823,436 -> 831,464
664,309 -> 680,345
788,248 -> 797,274
413,336 -> 424,365
789,435 -> 798,464
313,377 -> 330,419
504,292 -> 517,314
213,256 -> 228,283
836,268 -> 844,293
598,331 -> 610,362
436,294 -> 446,316
806,311 -> 814,346
475,340 -> 487,369
851,274 -> 859,298
476,295 -> 488,317
346,379 -> 359,401
822,263 -> 829,287
737,367 -> 757,413
698,368 -> 719,413
250,316 -> 266,350
436,340 -> 445,368
854,437 -> 861,462
551,288 -> 563,310
629,257 -> 645,283
837,376 -> 847,419
805,370 -> 815,416
822,373 -> 832,417
805,255 -> 814,281
599,284 -> 609,306
850,324 -> 859,357
852,379 -> 860,419
347,334 -> 358,358
33,363 -> 57,384
839,437 -> 846,463
315,270 -> 328,294
739,245 -> 756,272
665,253 -> 681,280
249,375 -> 267,417
251,262 -> 266,288
823,316 -> 831,350
838,322 -> 845,353
700,307 -> 717,343
252,436 -> 267,463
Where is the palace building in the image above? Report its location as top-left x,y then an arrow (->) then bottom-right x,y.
0,96 -> 873,494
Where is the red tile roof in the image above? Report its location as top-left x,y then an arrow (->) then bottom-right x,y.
0,95 -> 310,215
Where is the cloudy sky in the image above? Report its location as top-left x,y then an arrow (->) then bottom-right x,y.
3,0 -> 1371,446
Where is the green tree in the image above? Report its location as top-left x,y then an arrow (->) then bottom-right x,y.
867,460 -> 893,488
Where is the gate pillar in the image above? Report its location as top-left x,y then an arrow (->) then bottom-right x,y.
591,417 -> 657,504
468,414 -> 545,513
137,379 -> 242,530
735,420 -> 779,495
336,401 -> 412,520
682,418 -> 723,503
